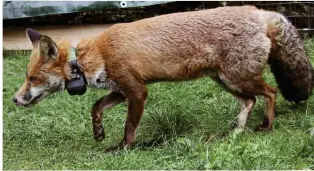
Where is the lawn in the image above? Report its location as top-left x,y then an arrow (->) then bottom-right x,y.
3,39 -> 314,170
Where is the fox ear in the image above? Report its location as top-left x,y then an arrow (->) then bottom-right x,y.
39,36 -> 59,60
26,28 -> 42,47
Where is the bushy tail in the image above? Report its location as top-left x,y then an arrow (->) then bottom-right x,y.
262,11 -> 314,103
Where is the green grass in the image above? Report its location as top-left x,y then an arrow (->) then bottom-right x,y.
3,39 -> 314,170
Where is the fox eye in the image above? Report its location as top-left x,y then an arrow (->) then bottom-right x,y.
30,76 -> 36,83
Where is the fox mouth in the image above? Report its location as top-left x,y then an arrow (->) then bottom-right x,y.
24,93 -> 44,107
15,93 -> 43,107
31,93 -> 43,103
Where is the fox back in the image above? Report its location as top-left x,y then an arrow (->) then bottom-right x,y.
87,6 -> 269,82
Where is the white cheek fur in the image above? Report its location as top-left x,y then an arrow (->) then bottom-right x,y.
28,74 -> 62,100
47,74 -> 64,90
30,86 -> 46,97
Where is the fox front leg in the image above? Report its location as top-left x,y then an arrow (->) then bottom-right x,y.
117,80 -> 148,149
91,91 -> 125,141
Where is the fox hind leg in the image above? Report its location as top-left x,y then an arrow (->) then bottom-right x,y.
214,34 -> 276,130
216,72 -> 277,130
235,95 -> 256,128
257,83 -> 277,131
211,75 -> 256,128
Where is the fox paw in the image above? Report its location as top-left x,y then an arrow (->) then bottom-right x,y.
94,131 -> 105,141
256,124 -> 272,131
105,140 -> 130,153
105,145 -> 121,153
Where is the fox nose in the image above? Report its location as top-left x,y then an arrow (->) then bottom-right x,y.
12,97 -> 18,103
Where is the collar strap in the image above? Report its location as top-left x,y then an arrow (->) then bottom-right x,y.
69,47 -> 77,61
65,47 -> 87,95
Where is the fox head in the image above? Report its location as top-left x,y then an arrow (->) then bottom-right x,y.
13,29 -> 70,107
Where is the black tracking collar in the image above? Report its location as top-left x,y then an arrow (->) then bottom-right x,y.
65,49 -> 87,95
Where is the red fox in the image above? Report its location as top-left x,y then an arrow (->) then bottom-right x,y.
13,6 -> 313,149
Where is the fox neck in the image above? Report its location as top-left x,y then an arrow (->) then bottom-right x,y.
62,47 -> 88,95
84,65 -> 120,91
66,36 -> 121,92
59,46 -> 114,93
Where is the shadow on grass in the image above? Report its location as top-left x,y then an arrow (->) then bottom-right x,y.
133,101 -> 267,150
133,107 -> 197,149
285,101 -> 310,110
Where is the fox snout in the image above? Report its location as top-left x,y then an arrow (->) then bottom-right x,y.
13,91 -> 34,107
13,92 -> 45,107
13,83 -> 46,107
13,92 -> 33,105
